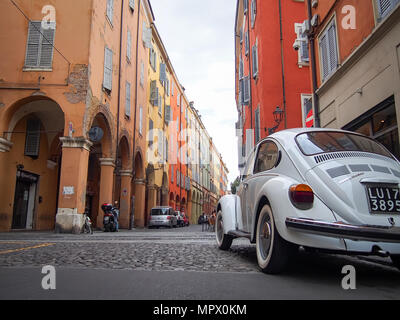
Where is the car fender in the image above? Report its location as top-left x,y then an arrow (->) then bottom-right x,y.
217,194 -> 241,235
251,176 -> 344,250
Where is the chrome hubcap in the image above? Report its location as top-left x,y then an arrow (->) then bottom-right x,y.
259,214 -> 272,260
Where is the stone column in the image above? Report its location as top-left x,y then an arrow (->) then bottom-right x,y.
134,178 -> 146,227
146,184 -> 157,227
118,170 -> 132,229
97,158 -> 115,228
56,137 -> 92,234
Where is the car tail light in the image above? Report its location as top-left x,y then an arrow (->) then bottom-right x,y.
289,184 -> 314,209
167,216 -> 171,220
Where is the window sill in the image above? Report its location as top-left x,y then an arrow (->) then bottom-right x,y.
23,68 -> 53,72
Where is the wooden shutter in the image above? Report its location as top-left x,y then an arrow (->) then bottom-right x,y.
25,118 -> 41,157
107,0 -> 114,24
25,21 -> 41,67
125,82 -> 131,117
377,0 -> 393,18
160,63 -> 167,82
165,105 -> 171,123
327,23 -> 338,72
245,32 -> 249,56
103,47 -> 113,91
150,80 -> 158,105
129,0 -> 135,11
127,29 -> 131,61
319,34 -> 329,80
149,119 -> 153,147
243,76 -> 250,104
252,43 -> 258,78
40,23 -> 55,68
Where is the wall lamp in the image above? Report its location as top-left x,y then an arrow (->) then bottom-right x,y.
268,106 -> 284,135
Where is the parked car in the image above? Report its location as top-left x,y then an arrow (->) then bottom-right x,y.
175,210 -> 184,227
216,128 -> 400,274
148,206 -> 177,229
181,212 -> 189,226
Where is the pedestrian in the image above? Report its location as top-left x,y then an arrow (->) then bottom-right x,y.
201,212 -> 208,232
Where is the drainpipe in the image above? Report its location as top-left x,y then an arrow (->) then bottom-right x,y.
115,0 -> 125,179
278,0 -> 287,129
245,1 -> 253,134
307,0 -> 321,128
130,0 -> 142,229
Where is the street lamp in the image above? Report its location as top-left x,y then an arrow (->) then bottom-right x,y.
268,106 -> 284,135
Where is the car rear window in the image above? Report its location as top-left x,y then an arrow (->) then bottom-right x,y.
296,131 -> 393,158
151,208 -> 170,216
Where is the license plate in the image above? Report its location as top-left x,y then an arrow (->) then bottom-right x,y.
366,186 -> 400,214
104,216 -> 109,222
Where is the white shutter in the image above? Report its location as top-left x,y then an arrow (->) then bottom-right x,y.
159,63 -> 167,82
103,47 -> 113,91
25,21 -> 55,68
125,82 -> 131,117
40,23 -> 55,68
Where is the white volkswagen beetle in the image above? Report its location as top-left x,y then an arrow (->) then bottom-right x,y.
216,128 -> 400,274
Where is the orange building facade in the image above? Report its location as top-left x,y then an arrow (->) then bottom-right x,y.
235,0 -> 312,170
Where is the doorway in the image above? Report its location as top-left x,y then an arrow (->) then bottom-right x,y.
12,171 -> 38,229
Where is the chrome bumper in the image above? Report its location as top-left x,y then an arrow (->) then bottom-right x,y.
285,217 -> 400,243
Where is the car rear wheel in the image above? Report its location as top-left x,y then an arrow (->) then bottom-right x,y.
216,210 -> 233,250
391,255 -> 400,271
256,205 -> 295,274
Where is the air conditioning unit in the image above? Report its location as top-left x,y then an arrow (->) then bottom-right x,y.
311,14 -> 319,27
302,19 -> 311,34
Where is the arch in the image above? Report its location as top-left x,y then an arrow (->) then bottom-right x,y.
88,113 -> 114,158
118,135 -> 131,171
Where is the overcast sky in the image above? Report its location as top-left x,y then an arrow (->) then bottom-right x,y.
150,0 -> 239,185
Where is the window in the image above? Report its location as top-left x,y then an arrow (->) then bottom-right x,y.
125,82 -> 131,117
127,29 -> 132,61
318,18 -> 338,81
252,40 -> 259,79
376,0 -> 400,21
139,106 -> 143,135
25,117 -> 41,158
301,94 -> 313,128
106,0 -> 114,25
148,119 -> 154,147
103,47 -> 113,92
245,31 -> 249,56
250,0 -> 257,28
129,0 -> 135,11
150,47 -> 156,71
25,21 -> 56,69
254,141 -> 279,174
343,97 -> 399,160
255,106 -> 260,143
150,80 -> 158,106
243,76 -> 250,105
158,94 -> 162,115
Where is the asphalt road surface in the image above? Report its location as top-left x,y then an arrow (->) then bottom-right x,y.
0,225 -> 399,300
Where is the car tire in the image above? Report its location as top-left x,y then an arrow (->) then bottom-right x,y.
216,210 -> 233,251
256,205 -> 295,274
391,255 -> 400,271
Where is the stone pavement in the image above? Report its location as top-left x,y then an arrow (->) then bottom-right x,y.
0,225 -> 260,273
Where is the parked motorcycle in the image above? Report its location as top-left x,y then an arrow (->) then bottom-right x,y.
101,203 -> 118,232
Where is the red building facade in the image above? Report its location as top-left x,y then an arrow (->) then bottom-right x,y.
235,0 -> 312,168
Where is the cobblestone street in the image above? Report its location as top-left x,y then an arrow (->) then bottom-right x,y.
1,225 -> 400,300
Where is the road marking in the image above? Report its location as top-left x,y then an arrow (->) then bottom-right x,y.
0,243 -> 56,255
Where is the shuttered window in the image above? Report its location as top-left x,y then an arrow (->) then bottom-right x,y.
127,29 -> 132,61
129,0 -> 135,11
25,117 -> 41,158
319,19 -> 338,81
252,41 -> 259,79
165,105 -> 171,124
106,0 -> 114,25
243,76 -> 250,104
377,0 -> 400,20
148,119 -> 153,147
103,47 -> 113,91
125,82 -> 131,117
150,80 -> 158,106
25,21 -> 56,69
139,106 -> 143,135
245,31 -> 249,56
251,0 -> 257,28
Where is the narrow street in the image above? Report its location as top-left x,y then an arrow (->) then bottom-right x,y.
0,226 -> 399,300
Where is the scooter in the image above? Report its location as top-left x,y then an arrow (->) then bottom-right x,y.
101,203 -> 118,232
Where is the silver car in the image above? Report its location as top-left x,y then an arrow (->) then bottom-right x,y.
148,206 -> 178,228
